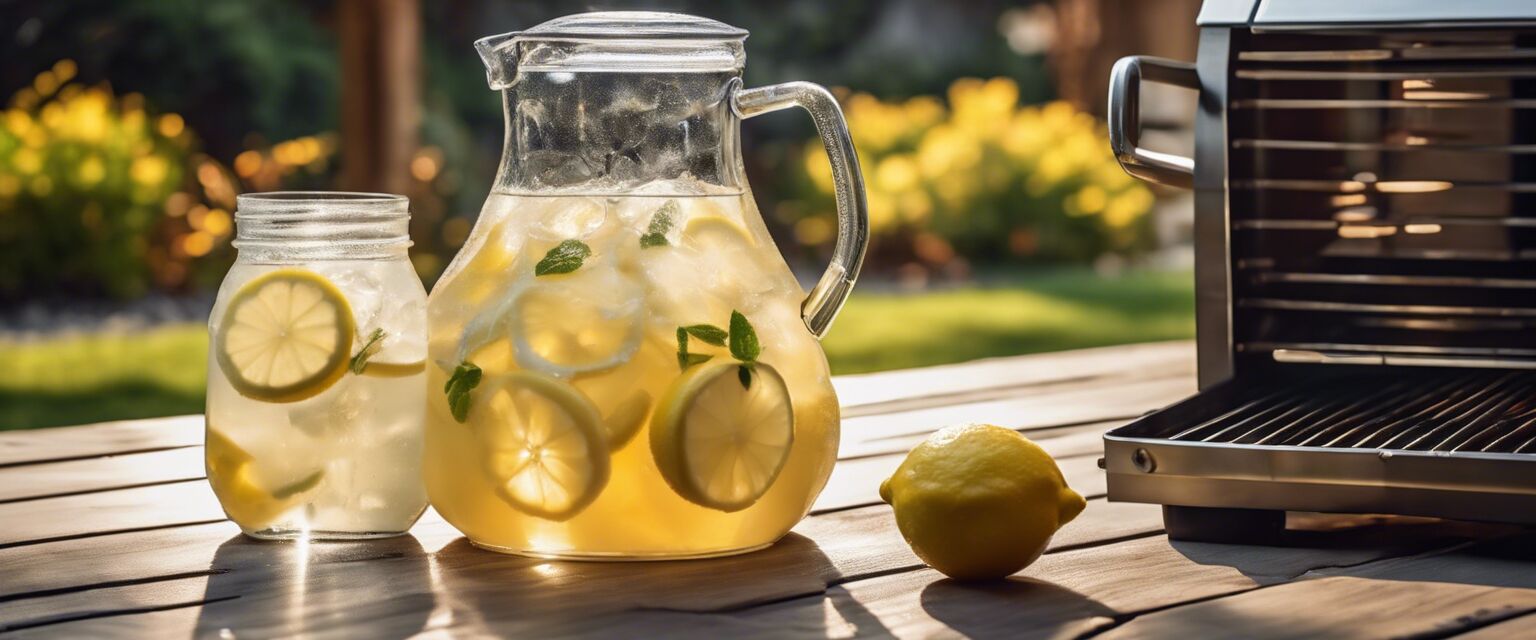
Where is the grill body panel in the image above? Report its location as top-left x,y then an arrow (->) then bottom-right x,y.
1106,4 -> 1536,531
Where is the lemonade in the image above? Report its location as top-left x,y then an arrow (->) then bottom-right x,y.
206,193 -> 428,540
423,188 -> 842,558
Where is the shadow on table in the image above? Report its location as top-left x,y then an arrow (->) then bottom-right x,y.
1164,512 -> 1536,596
428,532 -> 889,636
192,534 -> 435,638
920,577 -> 1118,639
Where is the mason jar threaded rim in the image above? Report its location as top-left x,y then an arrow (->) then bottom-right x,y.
233,191 -> 412,261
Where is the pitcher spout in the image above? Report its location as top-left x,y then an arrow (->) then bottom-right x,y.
474,33 -> 521,90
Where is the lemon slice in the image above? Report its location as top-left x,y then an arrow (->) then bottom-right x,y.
472,371 -> 610,521
206,427 -> 325,529
650,361 -> 795,512
215,269 -> 355,403
601,390 -> 653,449
683,215 -> 757,249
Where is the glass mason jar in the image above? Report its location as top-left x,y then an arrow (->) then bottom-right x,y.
424,12 -> 869,559
206,192 -> 429,540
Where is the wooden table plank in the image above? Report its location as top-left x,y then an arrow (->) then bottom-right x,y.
0,415 -> 203,467
0,447 -> 205,503
1096,531 -> 1536,639
607,524 -> 1480,640
832,341 -> 1192,413
1457,612 -> 1536,638
12,340 -> 1530,640
0,497 -> 1162,636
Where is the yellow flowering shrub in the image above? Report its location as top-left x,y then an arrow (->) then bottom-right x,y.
788,77 -> 1156,265
0,61 -> 197,298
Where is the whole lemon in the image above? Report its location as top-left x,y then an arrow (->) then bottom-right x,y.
879,424 -> 1085,580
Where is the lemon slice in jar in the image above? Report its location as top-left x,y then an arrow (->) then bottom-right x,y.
650,361 -> 795,512
472,371 -> 610,521
215,268 -> 355,403
205,427 -> 325,529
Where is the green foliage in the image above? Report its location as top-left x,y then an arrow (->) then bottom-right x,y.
0,70 -> 187,299
783,78 -> 1157,267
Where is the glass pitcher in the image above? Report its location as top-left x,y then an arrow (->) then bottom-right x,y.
423,11 -> 868,559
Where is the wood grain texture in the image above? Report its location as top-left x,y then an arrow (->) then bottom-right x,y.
0,415 -> 202,467
7,341 -> 1532,639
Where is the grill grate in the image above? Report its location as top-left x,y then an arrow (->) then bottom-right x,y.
1168,370 -> 1536,453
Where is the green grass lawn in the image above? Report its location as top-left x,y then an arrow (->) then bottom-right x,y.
0,268 -> 1194,430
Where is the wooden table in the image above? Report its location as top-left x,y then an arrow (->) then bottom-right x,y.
4,340 -> 1535,638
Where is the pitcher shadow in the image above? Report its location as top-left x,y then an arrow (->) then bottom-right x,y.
192,533 -> 435,639
427,532 -> 891,636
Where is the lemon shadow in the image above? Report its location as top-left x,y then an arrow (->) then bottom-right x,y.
919,576 -> 1119,639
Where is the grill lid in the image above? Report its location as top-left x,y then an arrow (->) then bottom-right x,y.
1199,0 -> 1536,27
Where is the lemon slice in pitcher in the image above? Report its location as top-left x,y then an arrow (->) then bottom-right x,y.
473,372 -> 610,521
206,427 -> 325,528
651,361 -> 795,512
508,269 -> 644,377
215,269 -> 355,403
682,215 -> 756,249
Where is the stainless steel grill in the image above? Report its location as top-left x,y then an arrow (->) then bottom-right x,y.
1167,370 -> 1536,452
1102,0 -> 1536,542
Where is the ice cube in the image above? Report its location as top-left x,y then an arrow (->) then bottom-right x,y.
313,263 -> 386,337
289,375 -> 372,438
530,197 -> 608,242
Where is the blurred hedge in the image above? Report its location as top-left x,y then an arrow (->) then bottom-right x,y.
0,63 -> 341,300
0,61 -> 193,299
779,77 -> 1155,273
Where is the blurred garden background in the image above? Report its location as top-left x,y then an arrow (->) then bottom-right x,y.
0,0 -> 1201,430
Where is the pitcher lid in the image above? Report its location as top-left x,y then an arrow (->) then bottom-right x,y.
476,12 -> 748,85
515,11 -> 747,40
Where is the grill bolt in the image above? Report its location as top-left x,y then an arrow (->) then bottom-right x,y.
1133,448 -> 1157,473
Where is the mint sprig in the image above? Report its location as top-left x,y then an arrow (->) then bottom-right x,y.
349,328 -> 386,374
535,239 -> 591,276
673,312 -> 762,387
444,362 -> 483,423
675,327 -> 713,371
640,200 -> 679,248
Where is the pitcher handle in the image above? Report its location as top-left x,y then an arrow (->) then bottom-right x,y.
732,81 -> 869,339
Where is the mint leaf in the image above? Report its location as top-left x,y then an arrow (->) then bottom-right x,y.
535,239 -> 591,276
272,469 -> 325,500
683,324 -> 728,346
640,200 -> 679,249
349,328 -> 386,375
737,364 -> 753,390
444,362 -> 483,423
728,310 -> 760,363
679,352 -> 713,370
675,325 -> 714,370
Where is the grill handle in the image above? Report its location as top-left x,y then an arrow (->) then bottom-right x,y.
1108,56 -> 1198,189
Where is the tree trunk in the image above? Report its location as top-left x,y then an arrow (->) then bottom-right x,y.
337,0 -> 420,195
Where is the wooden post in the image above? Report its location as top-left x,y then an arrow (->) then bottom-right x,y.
1049,0 -> 1200,117
337,0 -> 420,195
